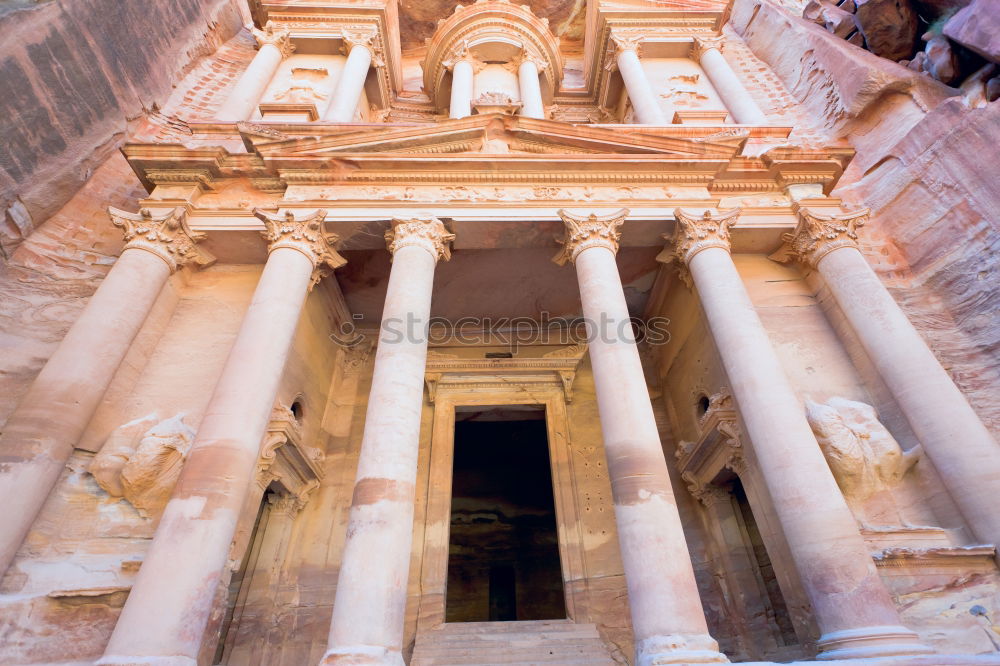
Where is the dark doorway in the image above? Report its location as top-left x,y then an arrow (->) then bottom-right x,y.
446,407 -> 566,622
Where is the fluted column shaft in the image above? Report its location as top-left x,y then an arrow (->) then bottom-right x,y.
787,208 -> 1000,549
672,209 -> 930,660
98,210 -> 344,666
322,218 -> 454,666
556,210 -> 725,666
217,27 -> 292,121
614,43 -> 666,125
0,208 -> 211,578
449,59 -> 475,119
518,58 -> 545,119
324,40 -> 373,122
693,37 -> 766,125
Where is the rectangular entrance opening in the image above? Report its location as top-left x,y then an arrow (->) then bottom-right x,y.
446,405 -> 566,623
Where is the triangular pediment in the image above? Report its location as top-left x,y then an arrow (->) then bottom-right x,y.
248,114 -> 746,160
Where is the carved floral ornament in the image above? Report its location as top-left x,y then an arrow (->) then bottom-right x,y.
342,27 -> 386,68
771,207 -> 869,268
690,35 -> 725,61
385,216 -> 456,262
252,22 -> 295,58
254,208 -> 347,289
108,206 -> 216,273
552,208 -> 630,266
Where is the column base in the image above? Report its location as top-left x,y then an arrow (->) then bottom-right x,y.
319,645 -> 405,666
95,657 -> 196,666
816,625 -> 935,660
636,633 -> 730,665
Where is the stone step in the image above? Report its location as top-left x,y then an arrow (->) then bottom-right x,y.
411,621 -> 617,666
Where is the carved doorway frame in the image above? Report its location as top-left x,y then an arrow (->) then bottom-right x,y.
414,371 -> 587,635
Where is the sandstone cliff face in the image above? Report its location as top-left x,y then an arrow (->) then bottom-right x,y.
0,0 -> 246,257
731,0 -> 1000,437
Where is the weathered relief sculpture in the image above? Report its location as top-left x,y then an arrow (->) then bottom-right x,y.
89,413 -> 196,518
805,397 -> 921,526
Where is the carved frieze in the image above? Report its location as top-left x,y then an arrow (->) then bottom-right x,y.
553,208 -> 629,265
108,207 -> 216,273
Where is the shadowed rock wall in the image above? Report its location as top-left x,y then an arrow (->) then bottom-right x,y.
0,0 -> 246,256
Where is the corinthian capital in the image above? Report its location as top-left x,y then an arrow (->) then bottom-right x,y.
386,217 -> 455,262
553,209 -> 629,266
108,207 -> 215,273
691,35 -> 725,61
342,27 -> 385,66
252,23 -> 295,58
609,30 -> 645,57
668,208 -> 740,266
773,207 -> 869,268
254,209 -> 347,288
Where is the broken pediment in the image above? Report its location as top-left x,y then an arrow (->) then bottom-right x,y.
247,114 -> 748,159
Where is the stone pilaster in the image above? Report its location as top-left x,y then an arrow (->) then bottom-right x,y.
607,31 -> 666,124
217,22 -> 294,121
0,207 -> 212,578
690,34 -> 766,124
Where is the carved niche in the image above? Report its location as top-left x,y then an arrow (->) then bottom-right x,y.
255,404 -> 325,511
675,388 -> 746,505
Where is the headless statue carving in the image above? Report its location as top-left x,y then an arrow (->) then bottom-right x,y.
805,397 -> 921,527
90,413 -> 195,518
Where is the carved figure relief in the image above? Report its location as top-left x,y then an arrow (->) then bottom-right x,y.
90,413 -> 196,518
805,397 -> 922,526
271,67 -> 331,105
660,74 -> 710,107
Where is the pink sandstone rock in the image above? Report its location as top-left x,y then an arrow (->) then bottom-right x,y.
943,0 -> 1000,63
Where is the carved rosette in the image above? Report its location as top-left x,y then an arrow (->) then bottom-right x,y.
691,35 -> 725,61
776,207 -> 869,268
108,207 -> 215,273
252,23 -> 295,58
553,208 -> 629,266
385,217 -> 456,262
342,27 -> 385,68
254,209 -> 347,288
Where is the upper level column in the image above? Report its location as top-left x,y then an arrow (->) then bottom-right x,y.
323,29 -> 381,122
691,36 -> 766,125
517,52 -> 546,119
781,208 -> 1000,548
609,32 -> 666,125
667,209 -> 931,660
322,218 -> 454,666
555,210 -> 726,665
0,208 -> 212,578
217,23 -> 294,121
98,210 -> 346,665
444,43 -> 478,120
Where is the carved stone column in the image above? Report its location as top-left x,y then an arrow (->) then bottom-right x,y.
667,209 -> 932,660
98,210 -> 345,666
217,23 -> 294,121
444,43 -> 477,119
780,207 -> 1000,549
322,218 -> 454,666
608,33 -> 666,125
0,208 -> 212,578
324,29 -> 379,122
517,53 -> 546,119
555,210 -> 726,665
691,36 -> 766,125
